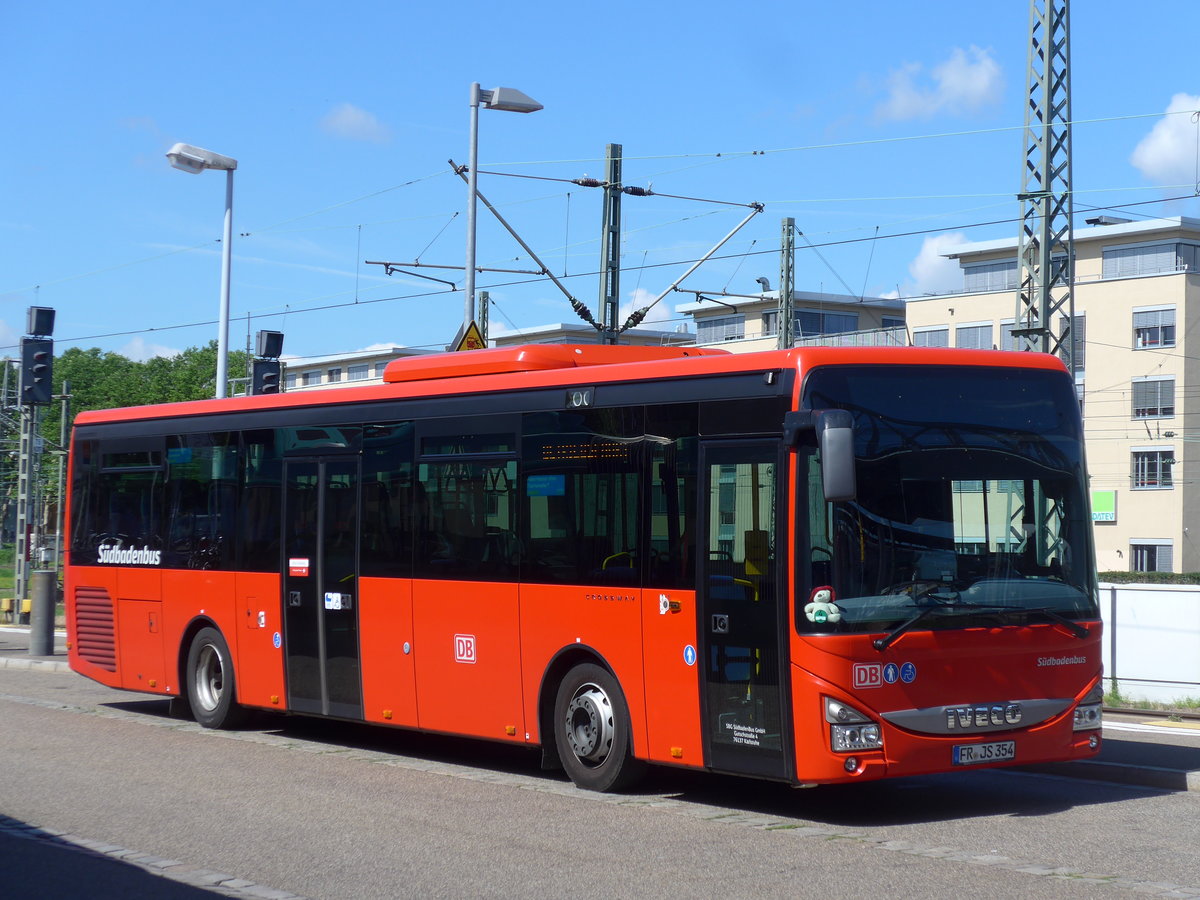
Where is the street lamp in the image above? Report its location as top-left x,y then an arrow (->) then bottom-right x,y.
464,83 -> 542,331
166,142 -> 238,399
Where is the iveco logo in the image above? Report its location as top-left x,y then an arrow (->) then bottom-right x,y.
946,703 -> 1022,730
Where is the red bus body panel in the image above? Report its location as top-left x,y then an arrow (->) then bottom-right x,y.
789,626 -> 1102,783
359,577 -> 417,727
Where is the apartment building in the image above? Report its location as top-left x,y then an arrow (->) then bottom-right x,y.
905,216 -> 1200,574
282,346 -> 426,392
680,290 -> 905,352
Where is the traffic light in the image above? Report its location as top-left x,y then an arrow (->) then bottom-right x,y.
251,358 -> 281,395
19,337 -> 53,405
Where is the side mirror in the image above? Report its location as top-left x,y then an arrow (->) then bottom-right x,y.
817,410 -> 856,502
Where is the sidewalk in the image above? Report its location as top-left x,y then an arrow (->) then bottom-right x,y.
0,624 -> 70,673
2,625 -> 1198,792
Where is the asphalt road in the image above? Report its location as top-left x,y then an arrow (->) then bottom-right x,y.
2,665 -> 1199,899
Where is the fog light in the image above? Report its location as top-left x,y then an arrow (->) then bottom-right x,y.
845,756 -> 859,772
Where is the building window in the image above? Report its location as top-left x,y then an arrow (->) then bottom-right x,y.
1132,378 -> 1175,418
761,310 -> 778,336
327,368 -> 342,383
374,362 -> 388,377
696,315 -> 745,343
999,321 -> 1022,351
797,311 -> 857,336
913,328 -> 949,348
1103,243 -> 1196,279
1132,449 -> 1174,489
301,371 -> 321,386
1131,541 -> 1173,573
285,373 -> 298,389
1058,313 -> 1085,372
955,323 -> 991,349
1133,308 -> 1176,349
348,363 -> 370,381
882,316 -> 905,329
963,259 -> 1019,293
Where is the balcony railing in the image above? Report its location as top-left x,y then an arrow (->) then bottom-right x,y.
793,326 -> 909,348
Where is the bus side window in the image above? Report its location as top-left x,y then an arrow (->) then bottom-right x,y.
522,408 -> 643,587
239,430 -> 283,572
416,459 -> 517,581
646,405 -> 699,591
94,441 -> 165,551
361,423 -> 414,578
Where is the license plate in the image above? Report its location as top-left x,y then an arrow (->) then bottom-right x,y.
952,740 -> 1015,766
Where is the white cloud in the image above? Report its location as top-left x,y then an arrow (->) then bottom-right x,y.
319,103 -> 391,144
905,232 -> 967,296
621,287 -> 673,326
876,46 -> 1002,121
1130,93 -> 1200,184
119,337 -> 181,362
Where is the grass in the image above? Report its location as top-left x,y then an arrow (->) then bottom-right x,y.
1106,681 -> 1200,713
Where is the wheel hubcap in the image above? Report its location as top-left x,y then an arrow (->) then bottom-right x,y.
565,683 -> 614,765
195,644 -> 224,712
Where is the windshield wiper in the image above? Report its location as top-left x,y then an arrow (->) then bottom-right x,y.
873,602 -> 969,652
873,601 -> 1089,652
968,604 -> 1090,640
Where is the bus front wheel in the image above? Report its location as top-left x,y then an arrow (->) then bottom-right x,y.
185,627 -> 247,729
553,663 -> 644,792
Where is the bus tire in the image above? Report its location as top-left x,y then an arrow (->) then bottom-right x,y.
553,663 -> 644,792
186,627 -> 247,729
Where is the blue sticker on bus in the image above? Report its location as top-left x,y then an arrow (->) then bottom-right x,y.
883,663 -> 900,684
273,632 -> 281,649
684,644 -> 697,667
900,662 -> 917,683
526,474 -> 566,497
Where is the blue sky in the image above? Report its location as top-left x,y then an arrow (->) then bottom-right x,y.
3,1 -> 1199,366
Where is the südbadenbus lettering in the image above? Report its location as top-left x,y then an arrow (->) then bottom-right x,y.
97,544 -> 162,566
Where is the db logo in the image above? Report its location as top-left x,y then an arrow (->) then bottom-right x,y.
454,634 -> 477,664
852,663 -> 882,689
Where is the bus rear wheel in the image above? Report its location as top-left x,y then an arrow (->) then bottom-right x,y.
185,627 -> 247,729
553,663 -> 644,792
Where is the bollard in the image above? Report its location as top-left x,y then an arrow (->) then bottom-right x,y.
29,570 -> 55,657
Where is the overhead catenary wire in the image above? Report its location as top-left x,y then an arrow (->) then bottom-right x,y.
12,190 -> 1199,355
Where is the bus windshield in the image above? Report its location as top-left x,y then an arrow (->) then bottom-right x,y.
800,363 -> 1097,635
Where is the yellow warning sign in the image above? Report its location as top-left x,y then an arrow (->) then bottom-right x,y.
453,320 -> 487,352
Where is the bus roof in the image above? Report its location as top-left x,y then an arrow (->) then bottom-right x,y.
73,344 -> 1071,426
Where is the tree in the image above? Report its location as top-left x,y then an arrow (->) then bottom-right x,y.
0,342 -> 252,552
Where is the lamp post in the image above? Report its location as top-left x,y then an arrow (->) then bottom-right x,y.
464,83 -> 542,331
166,142 -> 238,399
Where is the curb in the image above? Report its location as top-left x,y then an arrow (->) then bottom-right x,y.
0,656 -> 71,673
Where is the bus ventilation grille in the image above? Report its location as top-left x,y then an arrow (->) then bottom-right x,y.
74,586 -> 117,672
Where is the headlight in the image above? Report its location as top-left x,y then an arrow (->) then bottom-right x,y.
1073,684 -> 1103,731
826,697 -> 883,752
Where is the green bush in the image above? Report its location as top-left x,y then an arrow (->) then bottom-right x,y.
1098,571 -> 1200,585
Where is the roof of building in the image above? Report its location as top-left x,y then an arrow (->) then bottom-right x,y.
675,290 -> 904,314
944,216 -> 1200,260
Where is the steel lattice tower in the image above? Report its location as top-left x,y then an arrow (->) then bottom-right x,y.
1014,0 -> 1075,372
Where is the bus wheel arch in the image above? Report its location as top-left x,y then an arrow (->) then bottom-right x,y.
544,652 -> 645,792
183,623 -> 248,729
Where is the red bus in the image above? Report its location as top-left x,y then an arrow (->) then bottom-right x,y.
66,343 -> 1102,791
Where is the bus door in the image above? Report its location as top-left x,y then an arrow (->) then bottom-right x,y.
282,457 -> 363,719
698,441 -> 789,780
